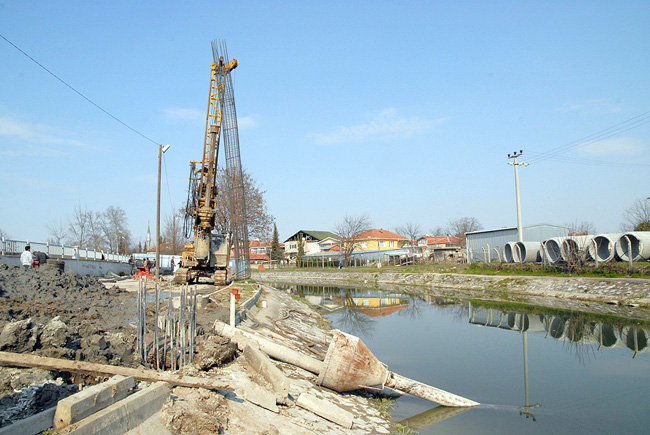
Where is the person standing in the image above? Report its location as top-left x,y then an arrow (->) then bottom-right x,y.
20,245 -> 33,268
34,250 -> 48,267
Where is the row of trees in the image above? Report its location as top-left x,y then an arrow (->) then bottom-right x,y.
43,205 -> 131,253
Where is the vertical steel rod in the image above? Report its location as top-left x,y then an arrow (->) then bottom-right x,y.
155,282 -> 159,370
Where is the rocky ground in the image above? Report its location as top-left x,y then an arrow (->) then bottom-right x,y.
0,265 -> 395,433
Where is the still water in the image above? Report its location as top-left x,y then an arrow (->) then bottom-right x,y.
288,284 -> 650,434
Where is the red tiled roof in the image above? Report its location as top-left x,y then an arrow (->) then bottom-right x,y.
420,236 -> 463,245
354,229 -> 407,240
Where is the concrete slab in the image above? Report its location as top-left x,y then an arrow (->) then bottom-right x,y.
54,375 -> 135,428
296,392 -> 354,429
0,406 -> 56,435
243,344 -> 290,404
61,381 -> 170,435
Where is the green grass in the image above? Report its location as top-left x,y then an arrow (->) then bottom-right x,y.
258,261 -> 650,279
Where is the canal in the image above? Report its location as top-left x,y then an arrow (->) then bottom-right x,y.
285,284 -> 650,434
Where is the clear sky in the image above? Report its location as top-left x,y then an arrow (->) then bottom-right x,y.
1,1 -> 649,246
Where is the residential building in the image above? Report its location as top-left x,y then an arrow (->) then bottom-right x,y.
284,230 -> 340,259
350,229 -> 408,251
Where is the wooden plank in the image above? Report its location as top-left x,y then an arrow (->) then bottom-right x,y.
0,351 -> 231,391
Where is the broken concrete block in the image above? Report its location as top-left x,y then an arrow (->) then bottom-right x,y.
243,344 -> 290,404
54,375 -> 135,428
242,379 -> 279,413
60,381 -> 170,434
296,393 -> 354,429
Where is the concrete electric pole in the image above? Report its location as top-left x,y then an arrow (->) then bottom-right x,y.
507,150 -> 529,242
156,144 -> 171,282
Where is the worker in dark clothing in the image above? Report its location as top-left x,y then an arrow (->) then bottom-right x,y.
33,250 -> 48,267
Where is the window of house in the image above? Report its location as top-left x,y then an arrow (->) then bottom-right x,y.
389,241 -> 395,247
379,241 -> 386,248
361,241 -> 367,249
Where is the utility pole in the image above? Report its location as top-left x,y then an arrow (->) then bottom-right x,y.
156,144 -> 171,282
508,150 -> 529,242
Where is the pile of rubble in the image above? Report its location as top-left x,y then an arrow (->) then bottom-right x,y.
0,264 -> 136,366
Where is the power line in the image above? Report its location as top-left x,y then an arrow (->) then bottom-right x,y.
527,111 -> 650,165
0,32 -> 159,145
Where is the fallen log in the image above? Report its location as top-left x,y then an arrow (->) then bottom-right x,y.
0,351 -> 232,391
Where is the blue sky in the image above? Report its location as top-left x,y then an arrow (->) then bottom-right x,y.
1,1 -> 649,246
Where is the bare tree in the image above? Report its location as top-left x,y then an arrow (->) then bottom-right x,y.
621,197 -> 650,231
0,228 -> 8,239
87,211 -> 106,251
67,204 -> 90,247
162,210 -> 188,255
102,206 -> 130,253
429,226 -> 445,236
46,219 -> 67,245
335,213 -> 372,266
212,168 -> 275,242
566,220 -> 596,235
447,217 -> 483,239
395,222 -> 422,253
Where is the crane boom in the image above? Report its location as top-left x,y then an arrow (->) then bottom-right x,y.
175,40 -> 247,285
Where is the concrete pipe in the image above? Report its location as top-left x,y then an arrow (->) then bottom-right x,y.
615,232 -> 650,262
587,234 -> 622,263
513,241 -> 542,263
503,242 -> 516,263
561,235 -> 594,262
593,323 -> 619,348
621,326 -> 649,352
543,238 -> 565,264
545,316 -> 566,339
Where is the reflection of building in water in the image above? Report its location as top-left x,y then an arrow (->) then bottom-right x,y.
285,284 -> 410,317
468,304 -> 649,355
346,297 -> 409,317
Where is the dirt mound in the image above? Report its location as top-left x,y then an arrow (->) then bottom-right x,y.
0,264 -> 137,366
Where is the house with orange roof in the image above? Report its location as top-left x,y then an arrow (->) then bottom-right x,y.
350,229 -> 409,252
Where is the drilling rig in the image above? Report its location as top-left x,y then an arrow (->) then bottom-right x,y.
174,40 -> 250,285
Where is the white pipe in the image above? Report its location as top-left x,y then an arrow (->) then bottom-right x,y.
503,242 -> 516,263
543,238 -> 566,264
561,235 -> 594,261
513,241 -> 542,263
587,233 -> 622,262
615,232 -> 650,262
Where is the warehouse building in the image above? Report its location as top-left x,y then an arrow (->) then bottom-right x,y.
466,223 -> 569,263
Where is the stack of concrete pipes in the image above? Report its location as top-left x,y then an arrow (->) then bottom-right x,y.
503,231 -> 650,264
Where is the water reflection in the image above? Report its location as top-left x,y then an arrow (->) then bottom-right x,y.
278,283 -> 650,359
468,304 -> 650,356
289,283 -> 650,434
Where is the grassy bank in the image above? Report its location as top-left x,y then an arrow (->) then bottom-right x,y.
263,261 -> 650,279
